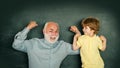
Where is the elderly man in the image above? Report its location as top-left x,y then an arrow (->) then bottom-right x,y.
12,21 -> 80,68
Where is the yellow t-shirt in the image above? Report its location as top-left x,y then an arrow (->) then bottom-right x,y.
77,35 -> 104,68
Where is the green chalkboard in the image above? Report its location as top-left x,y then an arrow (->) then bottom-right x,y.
0,0 -> 120,68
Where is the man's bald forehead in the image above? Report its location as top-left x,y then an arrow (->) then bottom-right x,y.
43,21 -> 59,32
47,21 -> 59,27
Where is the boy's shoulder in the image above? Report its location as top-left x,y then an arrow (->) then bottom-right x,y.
79,35 -> 87,38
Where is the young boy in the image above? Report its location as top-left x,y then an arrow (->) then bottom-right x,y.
70,17 -> 107,68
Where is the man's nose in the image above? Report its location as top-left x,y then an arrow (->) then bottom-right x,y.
51,32 -> 58,36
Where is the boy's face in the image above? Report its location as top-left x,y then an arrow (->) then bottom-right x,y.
82,26 -> 94,35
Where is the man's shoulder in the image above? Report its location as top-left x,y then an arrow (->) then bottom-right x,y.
30,38 -> 43,42
58,40 -> 65,43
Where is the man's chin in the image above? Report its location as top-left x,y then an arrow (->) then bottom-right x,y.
49,40 -> 57,43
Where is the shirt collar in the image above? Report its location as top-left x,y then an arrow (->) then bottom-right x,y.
43,38 -> 59,48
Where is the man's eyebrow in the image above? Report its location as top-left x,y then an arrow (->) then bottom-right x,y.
49,29 -> 53,31
49,29 -> 58,32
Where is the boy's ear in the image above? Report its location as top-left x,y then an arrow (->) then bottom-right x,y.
91,30 -> 95,33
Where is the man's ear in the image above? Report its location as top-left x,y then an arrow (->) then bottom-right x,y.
43,29 -> 45,34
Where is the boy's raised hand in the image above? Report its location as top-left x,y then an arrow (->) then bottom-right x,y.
70,26 -> 78,32
70,26 -> 80,34
99,35 -> 107,43
99,35 -> 107,51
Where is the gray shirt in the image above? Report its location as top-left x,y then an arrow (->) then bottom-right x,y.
12,28 -> 79,68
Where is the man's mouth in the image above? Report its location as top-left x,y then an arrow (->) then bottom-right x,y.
50,36 -> 56,40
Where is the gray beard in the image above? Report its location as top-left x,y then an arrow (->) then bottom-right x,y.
44,33 -> 59,44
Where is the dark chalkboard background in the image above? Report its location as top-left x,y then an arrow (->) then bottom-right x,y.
0,0 -> 120,68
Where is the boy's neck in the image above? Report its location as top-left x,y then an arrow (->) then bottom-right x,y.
85,32 -> 95,37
